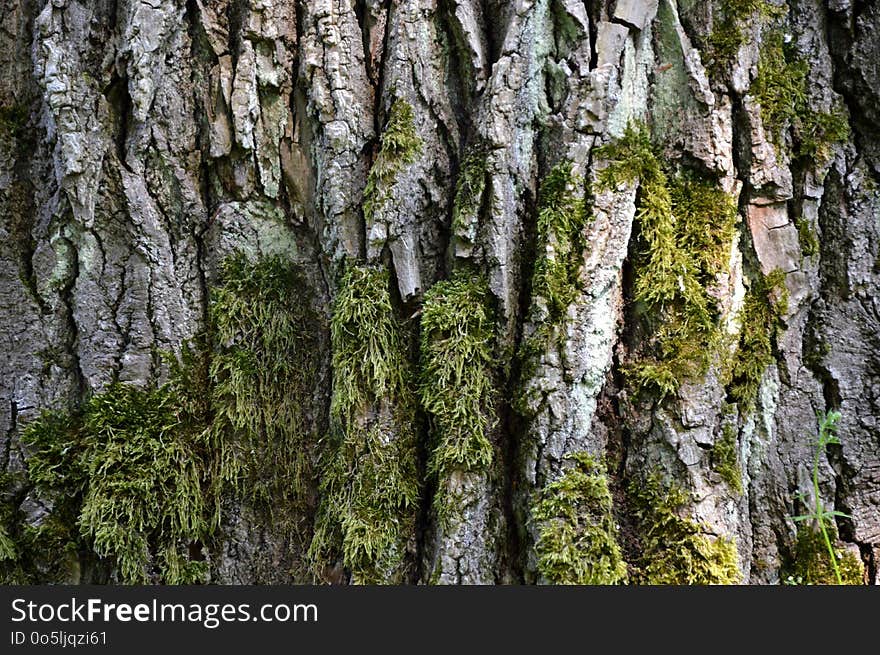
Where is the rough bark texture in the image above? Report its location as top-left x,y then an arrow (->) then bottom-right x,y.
1,0 -> 878,584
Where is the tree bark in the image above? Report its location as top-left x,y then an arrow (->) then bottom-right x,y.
1,0 -> 878,584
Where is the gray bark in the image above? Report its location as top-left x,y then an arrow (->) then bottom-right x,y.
1,0 -> 878,584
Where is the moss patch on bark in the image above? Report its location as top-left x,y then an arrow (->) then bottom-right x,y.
629,473 -> 740,585
363,99 -> 424,223
208,253 -> 322,512
419,271 -> 496,525
752,31 -> 850,161
706,0 -> 782,73
20,383 -> 212,584
309,265 -> 420,584
531,161 -> 589,325
516,160 -> 589,415
786,527 -> 864,585
712,422 -> 743,494
595,124 -> 737,400
726,268 -> 788,411
532,453 -> 627,585
8,253 -> 321,584
451,145 -> 489,253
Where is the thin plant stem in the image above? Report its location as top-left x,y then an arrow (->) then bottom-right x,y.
813,414 -> 843,585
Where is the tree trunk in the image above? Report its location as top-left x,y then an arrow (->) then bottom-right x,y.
1,0 -> 878,585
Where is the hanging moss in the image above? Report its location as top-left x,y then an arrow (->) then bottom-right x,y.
419,272 -> 496,524
21,382 -> 212,584
727,268 -> 788,411
208,253 -> 321,513
712,423 -> 743,494
752,31 -> 850,161
786,527 -> 864,585
326,266 -> 411,420
309,265 -> 420,584
362,99 -> 424,223
79,386 -> 209,584
532,453 -> 627,585
629,473 -> 740,585
10,252 -> 320,584
595,124 -> 737,400
672,173 -> 739,282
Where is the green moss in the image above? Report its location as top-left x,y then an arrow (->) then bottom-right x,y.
0,467 -> 81,584
327,266 -> 410,419
787,527 -> 864,585
20,410 -> 88,493
796,106 -> 850,162
706,0 -> 782,72
629,473 -> 740,585
595,124 -> 737,400
516,161 -> 590,416
0,523 -> 15,561
752,32 -> 850,160
14,409 -> 94,587
712,423 -> 743,494
75,386 -> 208,584
362,99 -> 423,224
451,146 -> 489,250
594,122 -> 659,189
796,216 -> 820,258
531,162 -> 589,324
1,507 -> 82,585
309,265 -> 420,584
752,32 -> 808,149
419,272 -> 496,524
208,254 -> 321,512
532,453 -> 627,585
727,268 -> 788,411
11,252 -> 319,584
672,173 -> 739,282
22,383 -> 211,584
